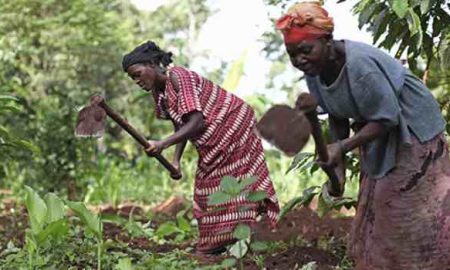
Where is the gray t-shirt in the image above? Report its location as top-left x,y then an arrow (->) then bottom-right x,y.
306,40 -> 445,178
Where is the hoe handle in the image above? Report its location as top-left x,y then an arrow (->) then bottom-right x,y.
98,99 -> 182,180
297,93 -> 342,196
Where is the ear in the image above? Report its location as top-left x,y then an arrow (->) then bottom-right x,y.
142,62 -> 156,69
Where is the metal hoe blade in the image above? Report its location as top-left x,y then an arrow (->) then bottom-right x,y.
256,104 -> 312,156
75,97 -> 107,138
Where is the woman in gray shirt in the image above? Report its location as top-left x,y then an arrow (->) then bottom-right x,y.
276,2 -> 450,269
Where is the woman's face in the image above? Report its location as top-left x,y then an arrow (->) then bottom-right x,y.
285,38 -> 329,76
126,63 -> 158,92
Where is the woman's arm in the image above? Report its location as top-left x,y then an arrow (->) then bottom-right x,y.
325,116 -> 350,186
340,121 -> 388,153
145,111 -> 205,155
171,121 -> 188,169
323,121 -> 389,168
173,139 -> 187,164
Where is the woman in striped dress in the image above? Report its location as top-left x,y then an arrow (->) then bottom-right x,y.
122,41 -> 280,254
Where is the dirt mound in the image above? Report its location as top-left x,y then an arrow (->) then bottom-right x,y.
254,206 -> 352,243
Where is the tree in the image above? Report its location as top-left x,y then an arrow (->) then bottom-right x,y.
0,0 -> 212,197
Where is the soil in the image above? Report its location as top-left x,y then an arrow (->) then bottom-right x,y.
0,197 -> 353,269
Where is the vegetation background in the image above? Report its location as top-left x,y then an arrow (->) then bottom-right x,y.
0,0 -> 449,269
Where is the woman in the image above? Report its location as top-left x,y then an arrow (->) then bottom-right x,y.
276,2 -> 450,269
122,41 -> 280,254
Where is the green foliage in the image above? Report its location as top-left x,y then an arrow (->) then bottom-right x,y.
17,186 -> 110,269
390,0 -> 409,18
23,186 -> 69,268
350,0 -> 450,74
207,175 -> 270,269
280,186 -> 320,220
233,224 -> 251,240
221,258 -> 237,268
0,0 -> 212,200
279,148 -> 359,219
316,184 -> 356,218
222,50 -> 248,92
0,95 -> 38,164
229,240 -> 249,259
116,258 -> 134,270
300,261 -> 318,270
208,175 -> 259,206
66,201 -> 102,238
155,217 -> 194,243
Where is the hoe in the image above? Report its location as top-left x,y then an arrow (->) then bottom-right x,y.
75,95 -> 181,180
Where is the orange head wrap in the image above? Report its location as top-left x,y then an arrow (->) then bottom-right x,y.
276,1 -> 334,44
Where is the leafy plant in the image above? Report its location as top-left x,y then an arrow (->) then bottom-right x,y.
0,95 -> 38,164
19,186 -> 107,269
281,151 -> 357,219
24,185 -> 69,268
350,0 -> 450,75
155,210 -> 194,243
208,175 -> 270,270
66,201 -> 103,270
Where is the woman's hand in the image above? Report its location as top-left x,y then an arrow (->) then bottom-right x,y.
317,142 -> 347,196
170,159 -> 182,180
145,140 -> 166,156
172,159 -> 181,172
316,142 -> 344,170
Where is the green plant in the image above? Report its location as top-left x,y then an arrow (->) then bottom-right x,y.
24,185 -> 69,268
66,201 -> 103,270
281,152 -> 357,219
208,175 -> 270,270
19,186 -> 107,269
155,209 -> 194,243
115,258 -> 134,270
300,261 -> 318,270
0,95 -> 38,177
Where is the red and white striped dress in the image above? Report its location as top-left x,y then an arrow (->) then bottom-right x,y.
152,66 -> 279,252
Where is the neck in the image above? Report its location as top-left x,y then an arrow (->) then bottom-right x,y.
320,40 -> 346,86
154,73 -> 167,92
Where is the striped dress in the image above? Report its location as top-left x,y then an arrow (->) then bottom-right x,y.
152,66 -> 279,252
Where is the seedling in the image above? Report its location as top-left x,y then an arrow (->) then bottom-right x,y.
208,175 -> 270,270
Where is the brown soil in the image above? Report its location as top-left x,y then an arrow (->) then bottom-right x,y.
254,206 -> 352,243
244,246 -> 340,270
0,200 -> 28,250
0,197 -> 354,269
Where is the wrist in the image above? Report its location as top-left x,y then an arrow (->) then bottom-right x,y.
160,140 -> 170,150
336,139 -> 348,154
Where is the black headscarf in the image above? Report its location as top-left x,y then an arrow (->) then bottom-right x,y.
122,41 -> 173,72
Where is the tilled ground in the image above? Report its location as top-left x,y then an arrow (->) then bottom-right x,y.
0,197 -> 354,269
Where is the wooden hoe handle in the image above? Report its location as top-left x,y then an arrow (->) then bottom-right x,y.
93,96 -> 182,180
297,93 -> 342,196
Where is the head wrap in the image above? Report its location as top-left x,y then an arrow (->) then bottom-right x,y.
276,1 -> 334,44
122,41 -> 173,72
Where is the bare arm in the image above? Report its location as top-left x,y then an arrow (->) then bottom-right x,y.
171,121 -> 188,165
339,121 -> 388,153
326,116 -> 350,186
160,111 -> 205,149
146,69 -> 206,155
322,118 -> 389,179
